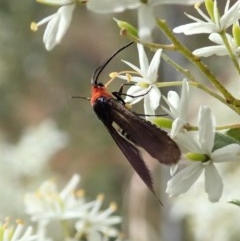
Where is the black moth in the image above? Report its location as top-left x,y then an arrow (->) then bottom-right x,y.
90,42 -> 181,201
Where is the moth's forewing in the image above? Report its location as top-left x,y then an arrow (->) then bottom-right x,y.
106,125 -> 156,194
107,98 -> 181,165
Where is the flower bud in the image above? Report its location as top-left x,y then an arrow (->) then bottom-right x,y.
114,18 -> 138,38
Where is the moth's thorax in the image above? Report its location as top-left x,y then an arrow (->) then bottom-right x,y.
90,84 -> 113,106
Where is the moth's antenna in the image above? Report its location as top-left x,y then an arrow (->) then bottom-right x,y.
92,41 -> 134,85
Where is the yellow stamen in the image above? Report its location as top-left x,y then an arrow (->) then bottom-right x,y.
137,82 -> 149,88
30,22 -> 38,32
76,189 -> 85,198
109,202 -> 117,211
125,104 -> 132,109
16,220 -> 24,225
194,2 -> 201,9
126,73 -> 132,82
109,72 -> 118,78
97,193 -> 104,201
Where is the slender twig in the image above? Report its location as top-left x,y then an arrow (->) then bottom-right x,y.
219,31 -> 240,75
156,19 -> 240,108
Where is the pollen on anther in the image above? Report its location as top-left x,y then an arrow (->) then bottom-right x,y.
97,193 -> 105,201
109,72 -> 118,78
16,219 -> 24,225
126,73 -> 132,82
194,2 -> 201,9
76,189 -> 85,198
109,202 -> 118,211
30,22 -> 38,32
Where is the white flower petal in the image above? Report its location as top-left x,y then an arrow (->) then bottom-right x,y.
173,22 -> 217,35
137,43 -> 149,75
170,118 -> 185,138
198,106 -> 215,154
166,90 -> 180,116
211,144 -> 240,163
125,85 -> 146,104
151,0 -> 202,4
193,46 -> 228,57
198,6 -> 213,24
56,5 -> 75,42
204,163 -> 223,202
170,163 -> 179,176
147,49 -> 162,82
138,4 -> 155,41
87,0 -> 140,13
38,0 -> 74,5
144,94 -> 155,117
209,33 -> 224,45
148,86 -> 161,110
175,132 -> 202,153
209,32 -> 236,49
121,60 -> 142,76
163,79 -> 189,121
43,14 -> 60,50
220,0 -> 240,29
166,162 -> 203,196
60,174 -> 80,199
42,5 -> 75,50
178,79 -> 189,120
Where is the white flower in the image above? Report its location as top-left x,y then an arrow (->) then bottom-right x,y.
193,32 -> 240,57
31,4 -> 75,50
166,106 -> 240,202
75,194 -> 122,241
169,165 -> 240,241
174,0 -> 240,35
0,220 -> 37,241
162,79 -> 189,137
24,174 -> 94,222
119,44 -> 162,117
87,0 -> 204,40
3,119 -> 68,176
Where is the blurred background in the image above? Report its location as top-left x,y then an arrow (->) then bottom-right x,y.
0,1 -> 240,241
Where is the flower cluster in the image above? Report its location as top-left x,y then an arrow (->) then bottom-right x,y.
0,219 -> 37,241
24,174 -> 122,241
31,0 -> 203,50
29,0 -> 240,239
173,0 -> 240,61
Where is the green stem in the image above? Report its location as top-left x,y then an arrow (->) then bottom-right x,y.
220,31 -> 240,74
156,80 -> 240,113
216,123 -> 240,130
160,55 -> 234,109
120,29 -> 176,51
161,53 -> 197,81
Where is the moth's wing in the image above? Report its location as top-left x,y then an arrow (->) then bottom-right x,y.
105,125 -> 161,203
108,99 -> 181,165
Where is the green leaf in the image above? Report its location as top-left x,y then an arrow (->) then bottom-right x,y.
226,128 -> 240,142
205,0 -> 214,21
152,117 -> 173,129
114,18 -> 138,38
213,132 -> 240,151
233,24 -> 240,47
